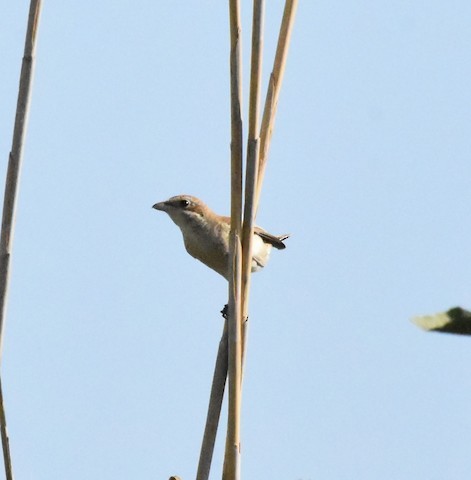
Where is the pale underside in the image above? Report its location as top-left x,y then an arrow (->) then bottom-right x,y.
180,218 -> 272,280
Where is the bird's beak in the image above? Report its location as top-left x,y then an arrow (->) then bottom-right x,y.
152,201 -> 167,211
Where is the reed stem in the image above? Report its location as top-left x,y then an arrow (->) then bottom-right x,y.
0,1 -> 43,478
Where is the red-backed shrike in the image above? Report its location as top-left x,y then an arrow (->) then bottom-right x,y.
152,195 -> 289,280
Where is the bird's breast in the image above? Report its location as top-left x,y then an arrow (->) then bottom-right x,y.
180,220 -> 230,279
178,218 -> 272,279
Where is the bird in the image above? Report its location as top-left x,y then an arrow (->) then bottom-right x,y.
152,195 -> 289,280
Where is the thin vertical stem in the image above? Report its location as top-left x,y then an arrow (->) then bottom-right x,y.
0,378 -> 13,480
228,0 -> 244,232
247,0 -> 264,141
196,322 -> 228,480
241,0 -> 265,374
224,0 -> 244,478
0,1 -> 42,478
0,0 -> 42,354
255,0 -> 298,208
223,239 -> 242,480
195,2 -> 297,478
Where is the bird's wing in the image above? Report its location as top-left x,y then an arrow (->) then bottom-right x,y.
220,216 -> 290,250
254,227 -> 289,250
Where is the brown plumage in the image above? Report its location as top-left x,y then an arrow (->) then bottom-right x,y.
152,195 -> 289,280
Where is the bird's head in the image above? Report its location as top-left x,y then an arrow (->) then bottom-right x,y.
152,195 -> 210,229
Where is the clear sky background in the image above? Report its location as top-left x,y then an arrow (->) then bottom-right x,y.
1,1 -> 471,479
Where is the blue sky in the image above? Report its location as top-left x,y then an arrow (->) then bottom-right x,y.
1,1 -> 471,479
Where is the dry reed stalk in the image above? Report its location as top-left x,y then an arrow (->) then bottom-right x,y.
196,322 -> 228,480
240,0 -> 264,372
0,379 -> 13,480
196,0 -> 245,471
223,238 -> 242,480
223,0 -> 244,478
0,1 -> 42,478
0,0 -> 41,351
255,0 -> 298,208
195,2 -> 297,478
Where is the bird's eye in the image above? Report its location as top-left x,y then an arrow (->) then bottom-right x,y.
179,199 -> 190,208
